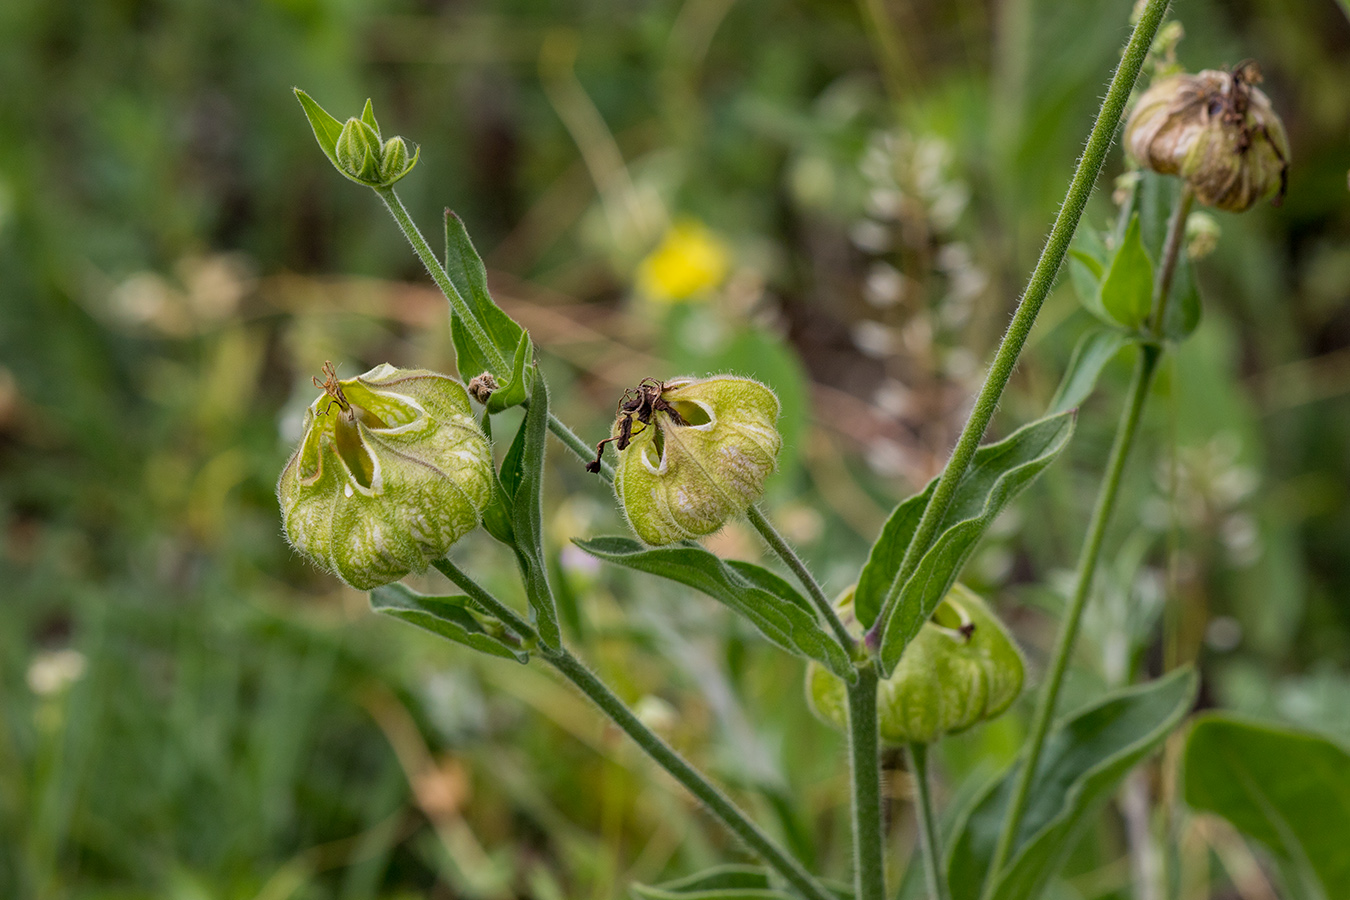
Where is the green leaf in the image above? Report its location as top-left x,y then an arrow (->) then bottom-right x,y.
854,481 -> 935,629
294,89 -> 346,175
947,668 -> 1198,900
876,411 -> 1075,674
486,330 -> 533,413
1047,329 -> 1131,415
359,97 -> 380,136
1099,213 -> 1155,329
475,411 -> 516,545
1183,713 -> 1350,900
443,210 -> 531,398
370,583 -> 528,663
511,369 -> 561,649
1068,250 -> 1111,324
628,865 -> 853,900
575,537 -> 856,682
1128,171 -> 1202,342
1163,251 -> 1203,341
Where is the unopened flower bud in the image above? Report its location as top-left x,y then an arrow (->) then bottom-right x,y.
333,119 -> 419,188
1125,63 -> 1289,212
605,376 -> 781,545
807,584 -> 1024,745
336,118 -> 383,184
278,363 -> 494,589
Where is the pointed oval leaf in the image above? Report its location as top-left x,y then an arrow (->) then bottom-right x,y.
371,583 -> 529,663
1047,328 -> 1131,416
444,210 -> 529,393
575,537 -> 856,682
947,668 -> 1198,900
294,89 -> 346,175
512,370 -> 561,648
877,411 -> 1075,674
1183,713 -> 1350,900
854,481 -> 936,629
1100,214 -> 1155,330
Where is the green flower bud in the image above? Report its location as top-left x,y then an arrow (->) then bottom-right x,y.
605,376 -> 781,545
807,584 -> 1024,745
277,363 -> 494,589
336,118 -> 383,184
1125,63 -> 1289,212
333,119 -> 420,188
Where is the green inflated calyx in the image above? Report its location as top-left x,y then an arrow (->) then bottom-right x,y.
609,376 -> 781,546
277,363 -> 493,590
808,584 -> 1024,745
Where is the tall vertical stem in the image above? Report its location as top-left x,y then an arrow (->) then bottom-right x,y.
848,670 -> 886,900
982,185 -> 1193,895
867,0 -> 1173,649
908,743 -> 950,900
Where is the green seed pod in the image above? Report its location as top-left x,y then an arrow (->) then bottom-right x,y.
277,363 -> 494,590
609,376 -> 781,546
807,584 -> 1024,745
1125,63 -> 1289,212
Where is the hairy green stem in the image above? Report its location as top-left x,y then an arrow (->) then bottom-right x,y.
547,412 -> 614,481
745,505 -> 855,653
908,743 -> 950,900
867,0 -> 1173,649
848,670 -> 886,900
431,558 -> 834,900
377,187 -> 509,375
982,184 -> 1192,893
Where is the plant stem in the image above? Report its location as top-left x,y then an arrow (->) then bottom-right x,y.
745,504 -> 856,654
848,670 -> 886,900
376,187 -> 508,375
547,412 -> 614,481
908,743 -> 950,900
1148,187 -> 1194,337
547,651 -> 834,900
981,184 -> 1192,894
866,0 -> 1173,650
432,558 -> 835,900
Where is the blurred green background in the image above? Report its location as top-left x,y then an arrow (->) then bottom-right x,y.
2,0 -> 1348,896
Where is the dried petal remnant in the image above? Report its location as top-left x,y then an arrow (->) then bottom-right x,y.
1125,63 -> 1289,213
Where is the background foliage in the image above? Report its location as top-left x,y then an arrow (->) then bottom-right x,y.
2,0 -> 1348,896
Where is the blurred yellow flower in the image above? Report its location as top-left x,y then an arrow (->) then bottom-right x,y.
636,220 -> 731,302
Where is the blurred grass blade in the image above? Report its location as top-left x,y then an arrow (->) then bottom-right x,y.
946,668 -> 1198,900
575,537 -> 857,682
1183,713 -> 1350,900
629,864 -> 853,900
